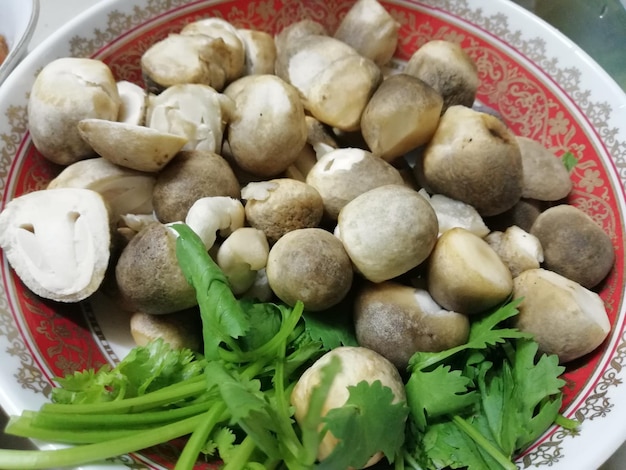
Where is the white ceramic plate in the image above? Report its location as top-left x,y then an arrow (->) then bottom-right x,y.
0,0 -> 39,84
1,0 -> 626,469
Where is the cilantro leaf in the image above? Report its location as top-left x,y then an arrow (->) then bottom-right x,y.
319,380 -> 409,470
561,150 -> 578,172
302,310 -> 358,350
171,223 -> 250,360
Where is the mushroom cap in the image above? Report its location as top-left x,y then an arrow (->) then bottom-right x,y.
306,147 -> 405,220
291,346 -> 405,466
512,268 -> 610,363
130,309 -> 202,351
115,222 -> 198,315
354,281 -> 470,370
361,73 -> 443,162
404,39 -> 479,111
530,204 -> 615,289
27,57 -> 121,165
242,178 -> 324,244
0,188 -> 112,302
516,136 -> 573,201
266,228 -> 353,311
152,150 -> 240,223
421,105 -> 524,216
337,184 -> 439,282
427,227 -> 513,314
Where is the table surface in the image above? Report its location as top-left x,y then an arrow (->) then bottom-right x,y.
1,0 -> 626,468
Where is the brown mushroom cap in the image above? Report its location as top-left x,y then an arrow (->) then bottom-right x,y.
130,309 -> 202,351
530,204 -> 615,289
266,228 -> 353,311
115,223 -> 198,315
354,281 -> 470,370
404,39 -> 479,112
152,150 -> 241,223
242,178 -> 324,244
420,105 -> 524,216
516,136 -> 573,201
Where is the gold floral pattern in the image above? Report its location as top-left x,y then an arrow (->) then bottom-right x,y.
0,0 -> 625,469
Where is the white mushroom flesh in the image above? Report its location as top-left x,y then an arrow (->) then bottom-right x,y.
116,80 -> 147,126
183,196 -> 245,249
0,188 -> 111,302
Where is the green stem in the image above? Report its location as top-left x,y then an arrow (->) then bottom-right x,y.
16,400 -> 214,430
221,435 -> 257,470
41,375 -> 206,415
0,413 -> 205,469
451,415 -> 516,470
174,402 -> 228,470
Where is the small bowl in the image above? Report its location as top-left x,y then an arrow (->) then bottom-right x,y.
0,0 -> 39,85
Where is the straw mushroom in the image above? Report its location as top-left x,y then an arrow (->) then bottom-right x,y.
427,227 -> 513,314
517,136 -> 573,201
48,157 -> 155,221
485,225 -> 544,278
306,147 -> 404,220
512,268 -> 611,363
0,188 -> 112,303
420,105 -> 524,216
116,80 -> 147,126
421,192 -> 489,238
130,309 -> 202,351
115,222 -> 198,315
184,196 -> 245,250
27,57 -> 121,165
242,179 -> 324,244
361,74 -> 443,162
333,0 -> 400,66
238,28 -> 277,75
152,150 -> 240,223
224,74 -> 308,177
530,205 -> 615,289
404,40 -> 479,112
354,281 -> 470,370
336,184 -> 438,282
266,228 -> 353,311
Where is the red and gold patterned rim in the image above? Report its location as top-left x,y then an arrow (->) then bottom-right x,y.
1,0 -> 625,468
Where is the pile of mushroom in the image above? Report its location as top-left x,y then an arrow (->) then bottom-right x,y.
0,0 -> 616,380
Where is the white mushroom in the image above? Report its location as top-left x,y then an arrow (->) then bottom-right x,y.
237,28 -> 277,75
0,188 -> 111,302
183,196 -> 245,250
216,227 -> 270,294
116,80 -> 147,126
333,0 -> 400,66
48,157 -> 155,220
147,83 -> 234,153
27,58 -> 121,165
77,119 -> 188,172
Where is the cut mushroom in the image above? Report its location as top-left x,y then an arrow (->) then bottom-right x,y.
333,0 -> 400,66
427,227 -> 513,314
48,157 -> 155,220
337,184 -> 439,282
530,205 -> 615,289
224,74 -> 308,177
404,40 -> 479,112
354,281 -> 470,370
0,188 -> 111,302
146,83 -> 234,153
512,268 -> 611,363
184,196 -> 245,250
77,119 -> 188,172
28,58 -> 121,165
216,227 -> 270,294
306,147 -> 404,220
